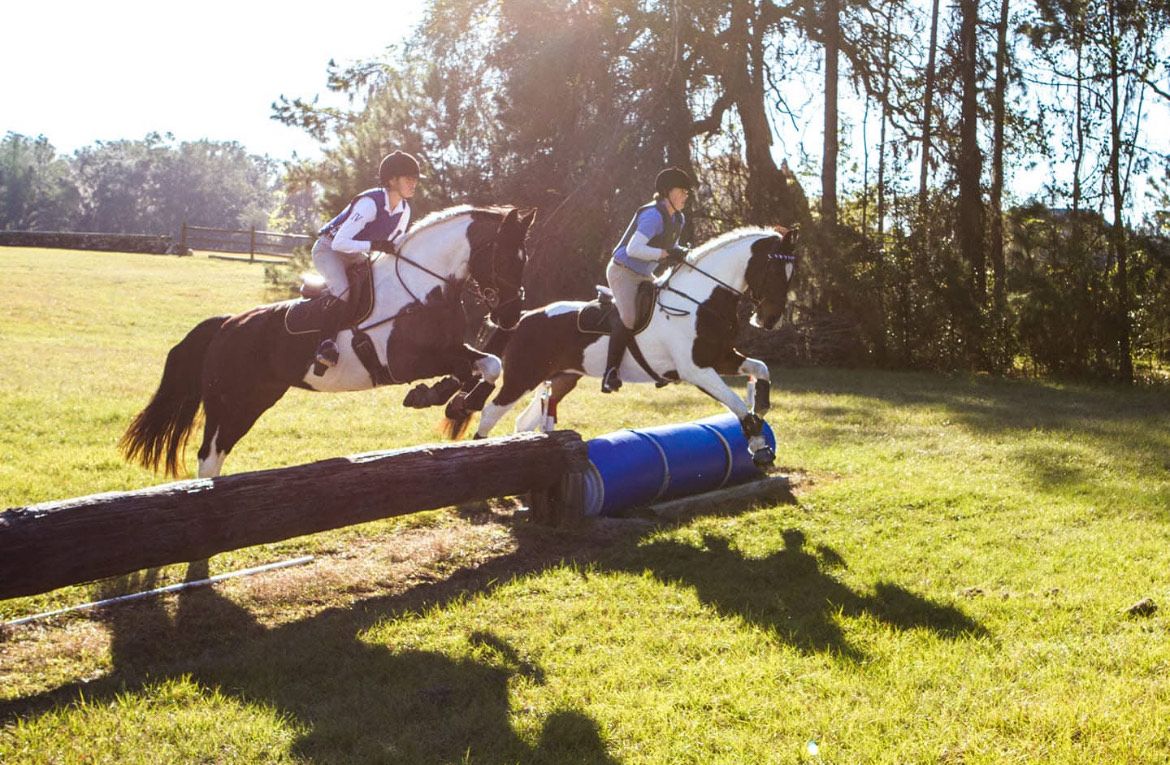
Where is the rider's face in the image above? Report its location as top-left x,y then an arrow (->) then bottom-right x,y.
667,187 -> 690,212
389,175 -> 419,199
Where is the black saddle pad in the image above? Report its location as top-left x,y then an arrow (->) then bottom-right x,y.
285,260 -> 376,335
577,282 -> 655,335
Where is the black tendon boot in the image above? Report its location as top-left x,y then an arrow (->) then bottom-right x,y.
601,326 -> 629,393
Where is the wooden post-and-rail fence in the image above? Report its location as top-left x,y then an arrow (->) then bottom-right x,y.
0,432 -> 590,602
178,223 -> 312,262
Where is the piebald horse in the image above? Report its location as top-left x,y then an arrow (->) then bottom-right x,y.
122,205 -> 534,478
466,226 -> 799,466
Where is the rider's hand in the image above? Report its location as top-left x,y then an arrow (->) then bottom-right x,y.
370,239 -> 397,254
664,246 -> 689,265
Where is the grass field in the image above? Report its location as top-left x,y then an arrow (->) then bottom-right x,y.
2,246 -> 1170,763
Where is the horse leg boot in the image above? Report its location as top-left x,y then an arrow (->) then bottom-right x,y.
601,326 -> 629,393
312,295 -> 351,375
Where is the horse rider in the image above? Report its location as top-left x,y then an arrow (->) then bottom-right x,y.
601,166 -> 693,393
310,150 -> 422,370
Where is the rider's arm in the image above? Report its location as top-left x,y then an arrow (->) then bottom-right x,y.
624,209 -> 670,262
330,197 -> 380,254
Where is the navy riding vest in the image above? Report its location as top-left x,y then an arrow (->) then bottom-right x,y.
611,200 -> 685,277
318,188 -> 407,241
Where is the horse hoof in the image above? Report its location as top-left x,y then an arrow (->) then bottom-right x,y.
403,384 -> 430,408
751,446 -> 775,468
444,394 -> 468,420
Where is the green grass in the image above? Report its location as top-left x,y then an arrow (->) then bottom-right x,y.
3,246 -> 1170,763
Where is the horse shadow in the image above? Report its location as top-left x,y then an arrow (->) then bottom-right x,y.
3,537 -> 621,765
4,497 -> 985,758
605,528 -> 986,660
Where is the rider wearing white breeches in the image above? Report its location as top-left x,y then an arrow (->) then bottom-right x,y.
310,150 -> 421,369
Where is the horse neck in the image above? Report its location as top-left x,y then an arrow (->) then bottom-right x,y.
372,216 -> 472,300
673,239 -> 753,295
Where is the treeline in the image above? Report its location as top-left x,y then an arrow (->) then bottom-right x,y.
277,0 -> 1170,381
0,132 -> 303,238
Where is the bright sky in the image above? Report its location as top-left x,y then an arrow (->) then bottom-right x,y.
1,0 -> 428,159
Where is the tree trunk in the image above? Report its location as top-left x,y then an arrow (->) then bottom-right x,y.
918,0 -> 941,220
0,431 -> 589,600
1107,0 -> 1133,382
957,0 -> 985,354
726,3 -> 799,227
989,0 -> 1010,370
822,0 -> 840,230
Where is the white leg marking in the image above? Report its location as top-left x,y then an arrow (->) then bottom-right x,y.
474,354 -> 503,384
197,430 -> 227,479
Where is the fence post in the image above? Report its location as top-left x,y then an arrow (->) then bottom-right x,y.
249,226 -> 256,262
179,222 -> 187,255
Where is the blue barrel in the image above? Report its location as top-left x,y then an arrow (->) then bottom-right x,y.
583,413 -> 776,516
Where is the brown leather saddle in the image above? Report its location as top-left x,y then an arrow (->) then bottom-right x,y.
577,281 -> 656,336
284,259 -> 376,335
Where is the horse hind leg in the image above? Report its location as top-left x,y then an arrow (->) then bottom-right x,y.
515,373 -> 579,432
196,386 -> 288,478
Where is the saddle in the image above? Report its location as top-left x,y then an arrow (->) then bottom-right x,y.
577,281 -> 656,336
284,259 -> 376,336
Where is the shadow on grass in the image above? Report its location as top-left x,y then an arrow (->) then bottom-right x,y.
610,528 -> 985,660
2,528 -> 623,764
2,491 -> 984,761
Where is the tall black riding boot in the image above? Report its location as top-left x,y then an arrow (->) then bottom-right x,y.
313,296 -> 349,374
601,326 -> 629,393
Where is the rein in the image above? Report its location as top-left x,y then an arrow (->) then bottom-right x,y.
657,259 -> 750,318
357,236 -> 519,333
656,251 -> 797,320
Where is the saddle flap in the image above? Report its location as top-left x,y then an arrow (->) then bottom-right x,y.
576,281 -> 657,336
577,299 -> 620,335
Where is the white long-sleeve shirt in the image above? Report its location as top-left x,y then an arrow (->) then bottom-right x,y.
331,195 -> 411,254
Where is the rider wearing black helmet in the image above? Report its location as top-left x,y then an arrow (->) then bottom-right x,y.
601,166 -> 693,393
309,150 -> 423,371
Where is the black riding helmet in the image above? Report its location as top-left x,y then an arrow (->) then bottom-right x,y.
379,151 -> 424,185
655,167 -> 694,196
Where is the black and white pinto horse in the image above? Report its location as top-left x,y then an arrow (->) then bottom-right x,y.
121,205 -> 534,478
467,226 -> 799,466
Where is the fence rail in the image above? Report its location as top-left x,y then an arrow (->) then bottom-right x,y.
179,223 -> 312,262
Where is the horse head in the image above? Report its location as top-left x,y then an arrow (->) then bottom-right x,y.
469,207 -> 536,330
744,225 -> 800,330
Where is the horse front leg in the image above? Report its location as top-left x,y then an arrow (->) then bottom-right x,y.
439,345 -> 503,439
682,363 -> 775,468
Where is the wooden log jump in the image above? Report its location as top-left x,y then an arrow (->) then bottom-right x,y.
0,431 -> 589,601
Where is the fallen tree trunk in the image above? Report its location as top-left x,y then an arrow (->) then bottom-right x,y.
0,431 -> 588,600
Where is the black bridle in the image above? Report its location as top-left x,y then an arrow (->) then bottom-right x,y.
658,250 -> 798,319
357,228 -> 525,332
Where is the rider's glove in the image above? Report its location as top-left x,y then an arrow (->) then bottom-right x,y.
663,246 -> 689,265
370,239 -> 397,254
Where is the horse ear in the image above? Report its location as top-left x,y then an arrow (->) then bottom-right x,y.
780,225 -> 800,247
501,208 -> 521,229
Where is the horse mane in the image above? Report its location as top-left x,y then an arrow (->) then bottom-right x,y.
400,204 -> 515,248
686,226 -> 778,265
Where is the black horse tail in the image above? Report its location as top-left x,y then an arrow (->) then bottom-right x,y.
120,315 -> 228,477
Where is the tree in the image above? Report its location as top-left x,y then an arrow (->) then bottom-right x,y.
0,133 -> 81,231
